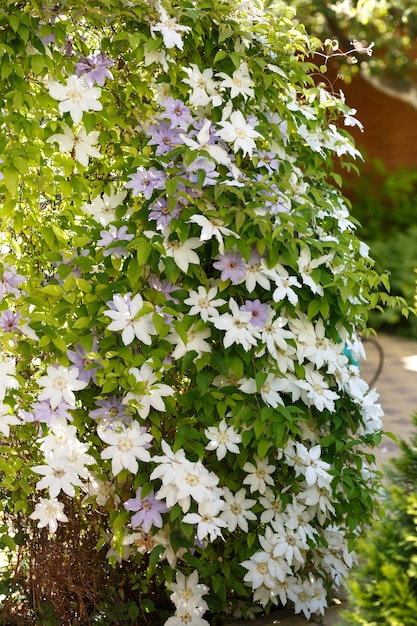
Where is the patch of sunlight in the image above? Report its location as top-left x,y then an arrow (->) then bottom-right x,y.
401,354 -> 417,372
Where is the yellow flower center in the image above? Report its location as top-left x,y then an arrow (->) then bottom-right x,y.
118,437 -> 133,453
67,89 -> 82,103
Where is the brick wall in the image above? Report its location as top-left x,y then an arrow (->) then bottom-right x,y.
338,73 -> 417,171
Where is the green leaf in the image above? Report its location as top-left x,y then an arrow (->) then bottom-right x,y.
201,561 -> 219,577
149,544 -> 165,567
241,429 -> 252,448
72,316 -> 91,329
127,258 -> 141,287
8,14 -> 19,31
52,336 -> 68,352
307,299 -> 321,319
39,285 -> 63,297
39,226 -> 56,249
76,278 -> 92,293
2,168 -> 18,197
38,335 -> 51,348
13,499 -> 28,513
218,23 -> 234,43
254,419 -> 264,440
136,240 -> 151,266
196,371 -> 211,395
166,177 -> 178,197
52,223 -> 70,242
320,434 -> 336,447
140,599 -> 155,615
0,534 -> 16,552
152,312 -> 169,337
213,50 -> 227,64
31,54 -> 45,75
257,438 -> 270,458
112,511 -> 129,531
255,371 -> 267,391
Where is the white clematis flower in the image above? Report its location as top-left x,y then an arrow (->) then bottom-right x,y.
216,62 -> 254,100
297,247 -> 332,296
0,355 -> 19,401
165,603 -> 210,626
151,4 -> 191,51
47,124 -> 101,167
184,285 -> 226,322
204,418 -> 241,460
103,293 -> 155,346
220,487 -> 257,532
262,261 -> 301,306
0,402 -> 20,437
181,119 -> 231,166
166,323 -> 212,360
99,421 -> 152,476
189,213 -> 239,254
302,364 -> 340,412
239,373 -> 286,408
168,570 -> 209,612
29,497 -> 69,534
217,110 -> 261,157
211,298 -> 260,351
163,237 -> 202,272
151,440 -> 220,513
48,75 -> 102,124
123,363 -> 174,419
243,455 -> 275,494
284,440 -> 332,488
37,365 -> 88,409
33,456 -> 84,499
182,64 -> 222,107
183,498 -> 227,542
81,187 -> 127,225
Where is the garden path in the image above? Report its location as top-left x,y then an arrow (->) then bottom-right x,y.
228,332 -> 417,626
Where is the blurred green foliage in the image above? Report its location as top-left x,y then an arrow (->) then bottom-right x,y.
345,159 -> 417,240
346,159 -> 417,337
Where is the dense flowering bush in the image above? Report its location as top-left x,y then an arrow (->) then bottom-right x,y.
0,0 -> 392,623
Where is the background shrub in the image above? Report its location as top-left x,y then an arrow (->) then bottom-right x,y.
345,159 -> 417,337
340,414 -> 417,626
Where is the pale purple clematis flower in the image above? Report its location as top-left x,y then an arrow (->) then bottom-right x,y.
20,399 -> 73,425
240,299 -> 269,328
125,166 -> 166,199
0,309 -> 21,332
67,340 -> 101,384
74,52 -> 115,86
89,396 -> 131,428
97,225 -> 134,258
187,156 -> 219,187
160,97 -> 193,129
40,32 -> 56,46
213,251 -> 247,284
148,198 -> 181,230
256,150 -> 280,174
149,275 -> 180,304
146,122 -> 183,155
0,265 -> 25,300
124,487 -> 168,532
